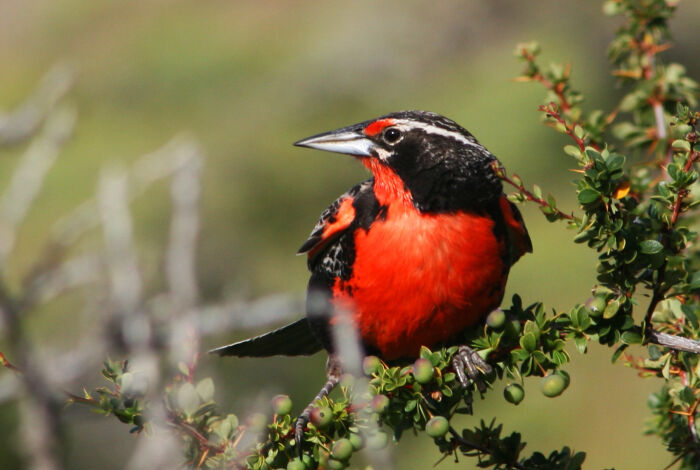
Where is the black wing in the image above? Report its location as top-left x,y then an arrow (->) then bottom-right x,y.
209,318 -> 323,357
298,179 -> 373,262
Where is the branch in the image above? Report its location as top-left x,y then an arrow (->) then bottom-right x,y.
669,150 -> 699,227
648,330 -> 700,355
491,162 -> 577,222
0,63 -> 74,147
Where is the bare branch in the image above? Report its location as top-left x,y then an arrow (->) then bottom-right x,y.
50,136 -> 201,249
98,167 -> 143,322
193,293 -> 305,337
165,141 -> 203,311
0,106 -> 76,268
24,253 -> 103,307
0,63 -> 74,147
165,141 -> 203,365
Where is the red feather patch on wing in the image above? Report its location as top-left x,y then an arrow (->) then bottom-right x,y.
498,196 -> 533,263
298,181 -> 371,260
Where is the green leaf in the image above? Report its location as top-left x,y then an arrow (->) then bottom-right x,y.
639,240 -> 664,254
603,299 -> 620,319
177,382 -> 200,416
196,378 -> 215,402
679,387 -> 696,406
611,344 -> 628,363
532,184 -> 543,200
690,271 -> 700,290
577,189 -> 600,204
564,145 -> 581,158
671,139 -> 691,152
520,333 -> 537,353
621,331 -> 642,345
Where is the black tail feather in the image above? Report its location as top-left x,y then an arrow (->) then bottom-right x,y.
209,318 -> 324,357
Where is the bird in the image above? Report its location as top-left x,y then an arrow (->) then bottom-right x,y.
210,110 -> 532,451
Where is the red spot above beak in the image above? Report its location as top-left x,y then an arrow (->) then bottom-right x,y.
363,119 -> 396,136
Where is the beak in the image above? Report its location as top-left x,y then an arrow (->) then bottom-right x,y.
294,124 -> 373,157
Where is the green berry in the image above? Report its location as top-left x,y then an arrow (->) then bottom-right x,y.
362,356 -> 383,375
301,455 -> 312,468
348,432 -> 364,450
271,394 -> 293,415
486,309 -> 507,329
412,358 -> 434,384
367,430 -> 389,449
331,438 -> 354,460
425,416 -> 449,438
286,458 -> 306,470
371,394 -> 390,413
587,296 -> 607,317
541,374 -> 567,397
556,370 -> 571,388
309,406 -> 333,428
326,458 -> 347,470
503,383 -> 525,405
506,319 -> 522,336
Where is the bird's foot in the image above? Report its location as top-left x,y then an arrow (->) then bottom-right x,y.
451,345 -> 492,394
294,355 -> 342,457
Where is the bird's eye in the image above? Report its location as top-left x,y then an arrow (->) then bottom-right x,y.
382,127 -> 403,145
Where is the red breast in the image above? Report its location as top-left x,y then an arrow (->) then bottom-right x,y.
329,158 -> 507,359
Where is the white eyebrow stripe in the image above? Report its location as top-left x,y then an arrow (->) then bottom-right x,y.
391,119 -> 484,149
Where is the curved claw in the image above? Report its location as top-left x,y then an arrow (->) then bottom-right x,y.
293,355 -> 342,457
295,407 -> 312,457
451,345 -> 492,393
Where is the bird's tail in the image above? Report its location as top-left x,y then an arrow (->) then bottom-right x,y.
209,318 -> 324,357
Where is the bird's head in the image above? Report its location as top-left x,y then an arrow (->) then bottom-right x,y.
294,111 -> 503,212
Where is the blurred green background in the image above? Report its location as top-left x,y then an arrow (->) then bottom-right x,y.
1,1 -> 700,468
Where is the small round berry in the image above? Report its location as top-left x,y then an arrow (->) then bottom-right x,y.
271,395 -> 293,416
556,370 -> 571,388
506,319 -> 522,336
412,358 -> 434,384
331,438 -> 354,461
541,374 -> 568,397
326,458 -> 347,470
286,458 -> 306,470
348,432 -> 364,450
309,406 -> 333,428
362,356 -> 383,375
367,430 -> 389,450
425,416 -> 449,438
503,384 -> 525,405
371,394 -> 390,413
486,309 -> 507,329
586,296 -> 607,317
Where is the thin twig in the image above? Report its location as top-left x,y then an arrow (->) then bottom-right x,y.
669,151 -> 699,227
491,162 -> 577,222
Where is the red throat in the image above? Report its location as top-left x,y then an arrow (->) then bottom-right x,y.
361,157 -> 413,207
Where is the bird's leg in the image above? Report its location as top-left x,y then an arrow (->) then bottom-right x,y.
451,345 -> 492,394
295,354 -> 342,456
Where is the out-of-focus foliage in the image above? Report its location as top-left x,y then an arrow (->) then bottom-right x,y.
1,1 -> 700,470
